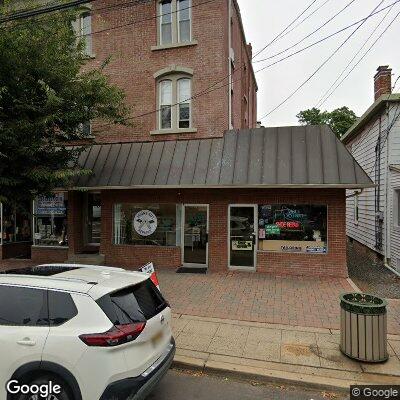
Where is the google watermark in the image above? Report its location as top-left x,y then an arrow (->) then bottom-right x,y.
6,380 -> 62,398
350,385 -> 400,400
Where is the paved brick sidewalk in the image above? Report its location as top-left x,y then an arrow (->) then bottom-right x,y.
172,314 -> 400,390
158,270 -> 400,335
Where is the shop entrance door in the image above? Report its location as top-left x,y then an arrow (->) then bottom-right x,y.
229,205 -> 257,270
83,193 -> 101,250
182,205 -> 209,269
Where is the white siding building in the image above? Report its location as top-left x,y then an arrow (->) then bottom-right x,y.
343,66 -> 400,273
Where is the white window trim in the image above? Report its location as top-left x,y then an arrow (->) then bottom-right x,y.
154,72 -> 194,133
157,0 -> 193,47
75,10 -> 95,58
177,0 -> 192,43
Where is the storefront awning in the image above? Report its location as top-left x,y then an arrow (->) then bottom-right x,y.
72,126 -> 374,190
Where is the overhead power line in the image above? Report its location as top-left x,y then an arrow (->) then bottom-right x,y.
0,0 -> 95,23
252,0 -> 319,59
252,0 -> 358,64
96,0 -> 399,130
258,0 -> 385,121
316,5 -> 398,108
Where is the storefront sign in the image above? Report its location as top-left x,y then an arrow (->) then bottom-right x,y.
275,221 -> 300,230
36,194 -> 66,215
265,224 -> 280,235
232,240 -> 253,251
306,246 -> 327,254
281,245 -> 302,252
133,210 -> 158,237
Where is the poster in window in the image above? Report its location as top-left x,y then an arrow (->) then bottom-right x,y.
258,205 -> 327,254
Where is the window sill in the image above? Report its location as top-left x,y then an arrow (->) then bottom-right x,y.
150,128 -> 197,135
151,40 -> 198,51
257,250 -> 328,255
83,53 -> 96,59
32,245 -> 69,250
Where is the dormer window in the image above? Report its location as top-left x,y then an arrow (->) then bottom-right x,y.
159,0 -> 192,46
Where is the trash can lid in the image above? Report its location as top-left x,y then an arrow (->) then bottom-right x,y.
340,293 -> 388,315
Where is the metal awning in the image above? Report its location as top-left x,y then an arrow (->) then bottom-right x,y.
73,126 -> 374,190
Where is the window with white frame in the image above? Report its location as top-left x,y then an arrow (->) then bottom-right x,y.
158,75 -> 192,131
159,0 -> 192,45
78,12 -> 92,56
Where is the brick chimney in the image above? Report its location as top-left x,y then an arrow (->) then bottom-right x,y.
374,65 -> 392,101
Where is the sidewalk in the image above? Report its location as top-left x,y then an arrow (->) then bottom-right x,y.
158,270 -> 400,335
171,313 -> 400,390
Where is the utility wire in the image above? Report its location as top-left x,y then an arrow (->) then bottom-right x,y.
252,0 -> 358,64
258,0 -> 385,121
316,3 -> 397,108
273,0 -> 331,43
252,0 -> 319,59
96,0 -> 398,129
367,77 -> 400,177
0,0 -> 95,23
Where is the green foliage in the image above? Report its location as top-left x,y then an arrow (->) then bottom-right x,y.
296,106 -> 357,138
0,1 -> 129,206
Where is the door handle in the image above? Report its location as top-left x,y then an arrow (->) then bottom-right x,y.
17,338 -> 36,346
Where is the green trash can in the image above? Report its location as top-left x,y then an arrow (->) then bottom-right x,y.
340,293 -> 388,363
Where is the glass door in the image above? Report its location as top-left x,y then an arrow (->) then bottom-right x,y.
229,205 -> 257,269
182,205 -> 208,268
84,193 -> 101,246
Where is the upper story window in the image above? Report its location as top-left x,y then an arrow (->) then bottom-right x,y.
159,0 -> 192,46
157,75 -> 192,131
77,11 -> 92,56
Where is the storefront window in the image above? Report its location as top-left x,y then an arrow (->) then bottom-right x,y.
0,203 -> 32,244
33,193 -> 68,247
258,205 -> 327,254
114,204 -> 181,246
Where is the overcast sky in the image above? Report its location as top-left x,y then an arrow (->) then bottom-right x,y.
237,0 -> 400,127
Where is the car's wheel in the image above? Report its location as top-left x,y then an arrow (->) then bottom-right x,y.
16,375 -> 72,400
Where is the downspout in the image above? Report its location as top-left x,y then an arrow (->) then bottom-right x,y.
228,0 -> 233,129
384,102 -> 391,267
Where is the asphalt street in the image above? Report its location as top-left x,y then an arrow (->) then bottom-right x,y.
148,369 -> 349,400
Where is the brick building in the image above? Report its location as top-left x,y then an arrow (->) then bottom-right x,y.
0,0 -> 373,277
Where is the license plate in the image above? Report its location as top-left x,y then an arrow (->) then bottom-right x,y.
151,331 -> 163,347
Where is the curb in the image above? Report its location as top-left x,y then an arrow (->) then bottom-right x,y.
172,354 -> 400,393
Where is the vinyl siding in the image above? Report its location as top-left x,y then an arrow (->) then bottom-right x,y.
346,112 -> 388,254
390,170 -> 400,272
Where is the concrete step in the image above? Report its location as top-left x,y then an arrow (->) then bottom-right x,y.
66,253 -> 105,266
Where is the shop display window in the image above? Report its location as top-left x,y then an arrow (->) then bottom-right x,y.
258,204 -> 328,254
114,204 -> 181,247
33,193 -> 68,247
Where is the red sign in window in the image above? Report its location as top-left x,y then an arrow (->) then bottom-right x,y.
275,221 -> 300,229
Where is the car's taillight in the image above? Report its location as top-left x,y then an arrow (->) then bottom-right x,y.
150,272 -> 160,289
79,322 -> 146,347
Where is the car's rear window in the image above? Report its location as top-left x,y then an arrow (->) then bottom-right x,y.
97,279 -> 167,325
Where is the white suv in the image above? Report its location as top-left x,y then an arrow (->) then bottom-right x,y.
0,264 -> 175,400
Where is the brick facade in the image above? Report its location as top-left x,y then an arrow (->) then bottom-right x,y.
85,188 -> 348,277
87,0 -> 257,143
31,246 -> 69,264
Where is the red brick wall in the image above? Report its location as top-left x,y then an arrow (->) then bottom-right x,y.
0,243 -> 31,259
31,247 -> 68,264
67,191 -> 84,257
95,188 -> 347,277
85,0 -> 256,143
